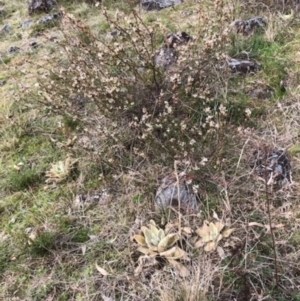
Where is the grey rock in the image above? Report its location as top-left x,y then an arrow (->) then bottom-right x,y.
0,80 -> 6,87
141,0 -> 184,11
28,0 -> 55,16
230,17 -> 267,35
227,58 -> 260,74
20,20 -> 33,28
29,41 -> 38,49
37,12 -> 61,24
154,47 -> 177,69
250,149 -> 291,184
165,31 -> 191,48
0,24 -> 11,34
74,190 -> 109,208
155,172 -> 200,212
110,29 -> 120,36
7,46 -> 20,53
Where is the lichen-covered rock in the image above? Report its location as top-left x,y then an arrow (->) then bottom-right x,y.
28,0 -> 55,16
230,17 -> 267,35
155,172 -> 200,212
227,58 -> 260,74
250,149 -> 291,185
141,0 -> 183,11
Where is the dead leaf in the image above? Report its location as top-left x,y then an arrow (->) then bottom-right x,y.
209,222 -> 220,241
167,258 -> 190,277
217,246 -> 225,259
157,233 -> 178,251
182,227 -> 193,235
134,255 -> 158,276
194,239 -> 206,249
134,234 -> 146,246
137,246 -> 157,256
196,227 -> 210,242
204,241 -> 217,252
196,220 -> 210,238
164,223 -> 176,234
160,246 -> 190,261
215,221 -> 225,233
95,263 -> 110,276
222,228 -> 235,238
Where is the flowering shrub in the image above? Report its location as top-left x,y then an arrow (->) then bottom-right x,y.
38,2 -> 232,166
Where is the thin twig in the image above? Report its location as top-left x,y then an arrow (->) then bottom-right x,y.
264,148 -> 279,285
174,161 -> 182,236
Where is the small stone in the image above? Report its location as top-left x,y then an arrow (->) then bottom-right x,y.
0,24 -> 11,34
29,41 -> 38,49
37,12 -> 61,24
0,80 -> 7,87
7,46 -> 20,54
165,31 -> 191,48
250,149 -> 291,185
230,17 -> 267,35
280,80 -> 286,92
74,190 -> 109,208
141,0 -> 184,11
19,20 -> 33,28
110,29 -> 120,36
227,58 -> 260,74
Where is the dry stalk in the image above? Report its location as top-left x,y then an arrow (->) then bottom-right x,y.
174,160 -> 182,236
264,147 -> 279,285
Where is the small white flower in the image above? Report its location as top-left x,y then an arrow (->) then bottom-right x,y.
189,139 -> 196,145
245,108 -> 252,117
219,104 -> 227,116
193,184 -> 199,194
200,157 -> 208,166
